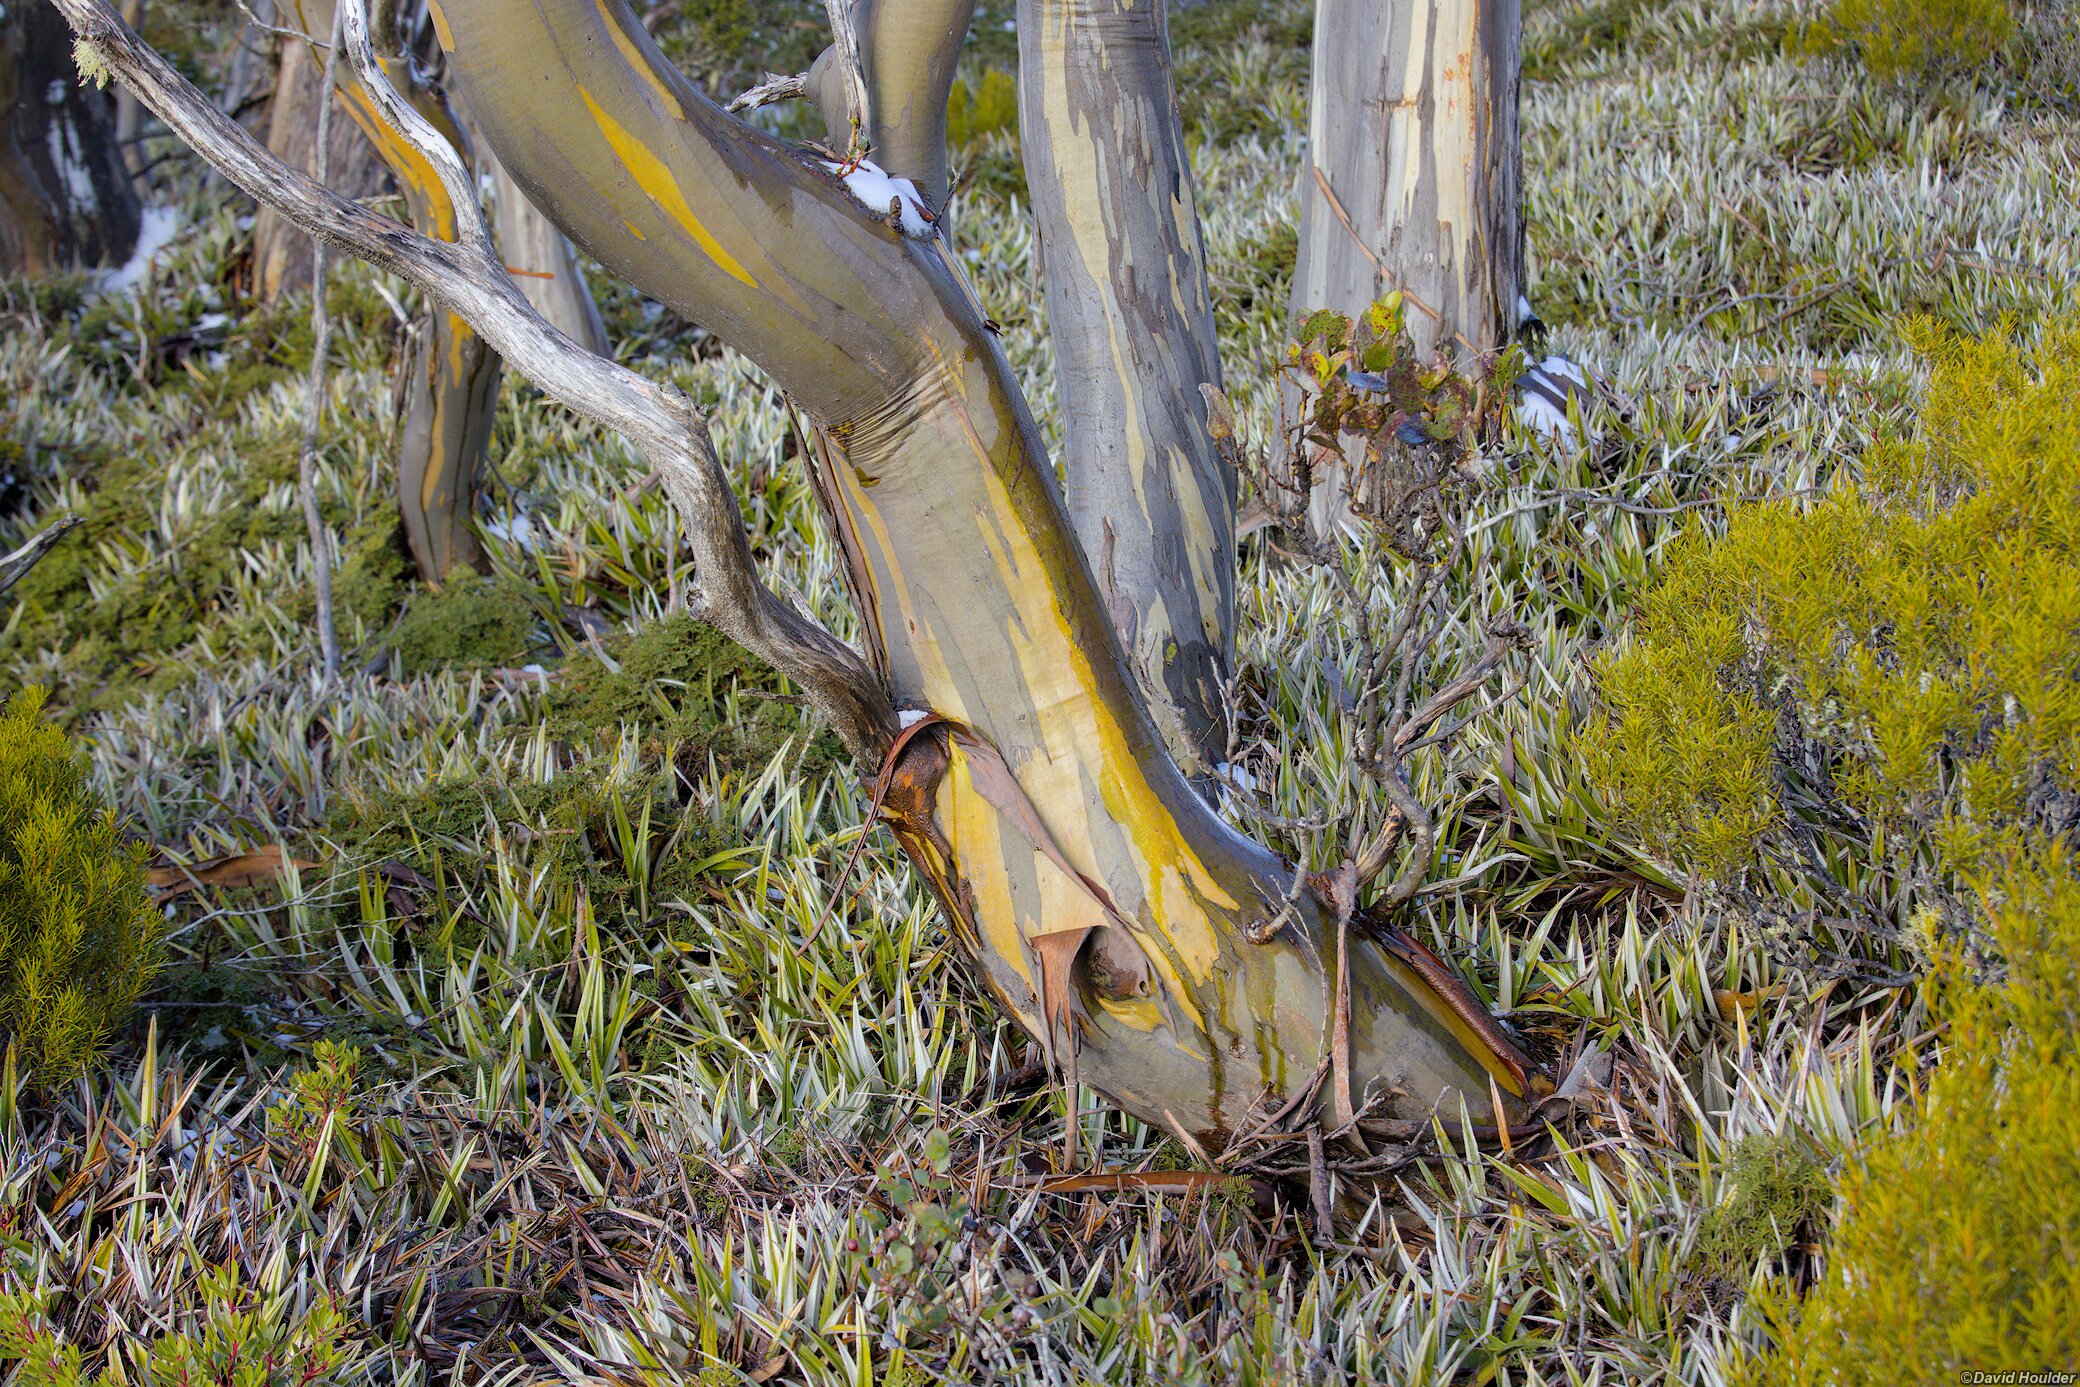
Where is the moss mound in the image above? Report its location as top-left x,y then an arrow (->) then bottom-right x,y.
386,574 -> 538,677
546,613 -> 844,778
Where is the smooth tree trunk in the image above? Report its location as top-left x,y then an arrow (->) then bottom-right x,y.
485,150 -> 608,357
57,0 -> 1545,1150
1017,0 -> 1234,779
281,0 -> 503,582
251,4 -> 387,301
429,0 -> 1534,1141
1289,0 -> 1523,533
1,0 -> 139,275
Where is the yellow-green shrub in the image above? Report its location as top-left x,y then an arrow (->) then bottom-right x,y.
1806,0 -> 2016,84
1747,850 -> 2080,1382
0,687 -> 162,1083
946,68 -> 1018,148
1577,319 -> 2080,1377
1579,319 -> 2080,888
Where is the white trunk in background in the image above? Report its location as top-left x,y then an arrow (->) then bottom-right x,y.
1289,0 -> 1523,532
486,152 -> 609,358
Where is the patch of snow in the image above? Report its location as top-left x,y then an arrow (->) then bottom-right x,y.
99,205 -> 181,294
46,114 -> 98,215
46,79 -> 68,106
897,708 -> 931,729
1514,392 -> 1576,451
194,311 -> 229,332
1516,294 -> 1535,326
823,158 -> 937,239
482,511 -> 539,552
1515,355 -> 1591,452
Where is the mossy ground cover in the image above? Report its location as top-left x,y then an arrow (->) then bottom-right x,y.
1,0 -> 2077,1381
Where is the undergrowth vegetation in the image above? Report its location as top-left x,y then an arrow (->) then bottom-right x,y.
0,688 -> 161,1086
0,0 -> 2076,1381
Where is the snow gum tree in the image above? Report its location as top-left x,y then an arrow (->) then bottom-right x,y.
3,0 -> 138,275
49,0 -> 1549,1154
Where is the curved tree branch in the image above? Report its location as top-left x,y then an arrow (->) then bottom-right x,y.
429,0 -> 958,420
52,0 -> 897,759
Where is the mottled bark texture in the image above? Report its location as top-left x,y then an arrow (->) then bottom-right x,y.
1,0 -> 139,275
1290,0 -> 1523,535
1293,0 -> 1522,361
61,0 -> 1544,1148
251,8 -> 387,300
1017,0 -> 1232,778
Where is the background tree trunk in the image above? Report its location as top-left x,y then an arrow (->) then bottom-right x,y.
1289,0 -> 1523,535
1017,0 -> 1234,778
251,17 -> 386,301
484,149 -> 608,357
1,0 -> 140,276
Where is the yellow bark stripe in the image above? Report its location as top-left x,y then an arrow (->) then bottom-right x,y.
577,88 -> 757,288
591,0 -> 685,119
424,0 -> 455,51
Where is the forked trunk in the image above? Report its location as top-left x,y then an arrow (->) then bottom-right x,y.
430,0 -> 1536,1141
55,0 -> 1543,1149
1,0 -> 139,276
1289,0 -> 1523,534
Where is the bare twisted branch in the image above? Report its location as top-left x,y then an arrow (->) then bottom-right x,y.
51,0 -> 896,760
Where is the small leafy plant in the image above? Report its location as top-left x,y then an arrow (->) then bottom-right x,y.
0,687 -> 163,1085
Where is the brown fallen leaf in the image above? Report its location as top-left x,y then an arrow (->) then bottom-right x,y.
1714,984 -> 1785,1019
749,1354 -> 789,1382
146,845 -> 323,899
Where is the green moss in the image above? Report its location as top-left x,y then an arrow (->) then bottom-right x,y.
2,424 -> 408,722
0,687 -> 163,1085
1695,1133 -> 1834,1286
545,613 -> 845,778
386,573 -> 539,677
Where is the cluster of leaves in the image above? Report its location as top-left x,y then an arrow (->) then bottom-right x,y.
0,1265 -> 358,1387
1804,0 -> 2016,85
0,687 -> 162,1085
1579,319 -> 2080,904
1275,294 -> 1521,553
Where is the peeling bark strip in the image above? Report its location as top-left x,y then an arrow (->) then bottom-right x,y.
1017,0 -> 1233,777
1292,0 -> 1523,364
60,0 -> 1544,1147
1,0 -> 139,275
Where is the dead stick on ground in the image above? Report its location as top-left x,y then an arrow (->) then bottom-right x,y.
299,3 -> 342,680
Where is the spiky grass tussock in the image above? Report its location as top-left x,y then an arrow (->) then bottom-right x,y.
0,0 -> 2074,1380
